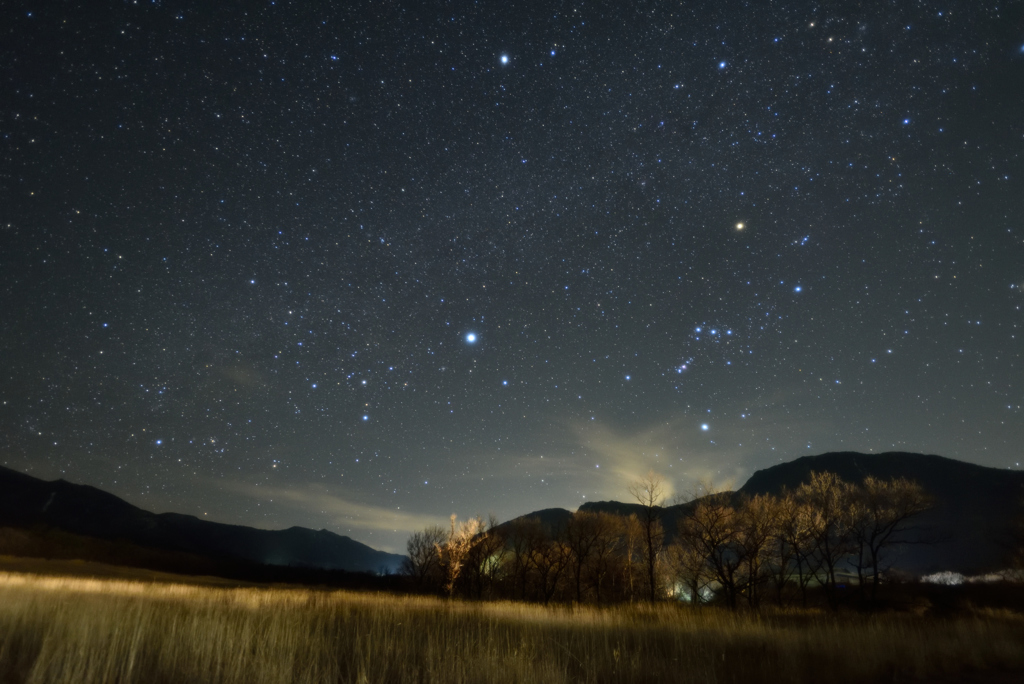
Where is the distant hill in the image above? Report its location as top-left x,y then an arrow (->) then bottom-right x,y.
738,451 -> 1024,573
491,507 -> 574,539
0,466 -> 405,574
505,452 -> 1024,575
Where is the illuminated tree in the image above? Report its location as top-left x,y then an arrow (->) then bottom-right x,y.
436,514 -> 483,599
679,488 -> 743,609
735,493 -> 780,608
848,476 -> 931,600
773,492 -> 822,606
797,471 -> 856,608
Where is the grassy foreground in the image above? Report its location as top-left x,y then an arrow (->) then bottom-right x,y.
1,572 -> 1023,684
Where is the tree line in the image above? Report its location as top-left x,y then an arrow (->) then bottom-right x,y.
402,470 -> 931,608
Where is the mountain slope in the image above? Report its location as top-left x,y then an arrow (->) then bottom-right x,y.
0,466 -> 404,573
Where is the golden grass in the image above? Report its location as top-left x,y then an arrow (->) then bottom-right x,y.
0,554 -> 254,587
1,571 -> 1023,683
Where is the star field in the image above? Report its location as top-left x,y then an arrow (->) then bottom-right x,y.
2,1 -> 1022,552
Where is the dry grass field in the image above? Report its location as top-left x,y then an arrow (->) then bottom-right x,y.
1,570 -> 1023,684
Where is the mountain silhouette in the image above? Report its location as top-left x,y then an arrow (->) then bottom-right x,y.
6,452 -> 1022,578
0,465 -> 404,574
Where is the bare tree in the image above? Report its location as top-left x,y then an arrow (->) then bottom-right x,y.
436,514 -> 483,598
627,470 -> 666,601
1009,489 -> 1024,581
774,492 -> 822,606
464,514 -> 507,599
667,527 -> 714,606
507,517 -> 545,600
584,512 -> 625,604
402,524 -> 446,590
680,490 -> 743,609
618,511 -> 643,597
528,534 -> 568,604
564,510 -> 604,603
735,494 -> 780,608
481,514 -> 509,595
848,476 -> 932,600
797,472 -> 856,608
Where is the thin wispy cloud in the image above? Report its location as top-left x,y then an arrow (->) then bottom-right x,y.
221,481 -> 443,539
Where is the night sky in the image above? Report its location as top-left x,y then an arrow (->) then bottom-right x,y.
3,1 -> 1023,553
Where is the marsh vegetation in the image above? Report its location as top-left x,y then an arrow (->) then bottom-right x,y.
2,570 -> 1023,684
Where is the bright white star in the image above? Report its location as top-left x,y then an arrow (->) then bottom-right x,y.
466,333 -> 477,343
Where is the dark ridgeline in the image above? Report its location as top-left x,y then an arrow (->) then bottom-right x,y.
0,465 -> 404,575
491,508 -> 573,539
